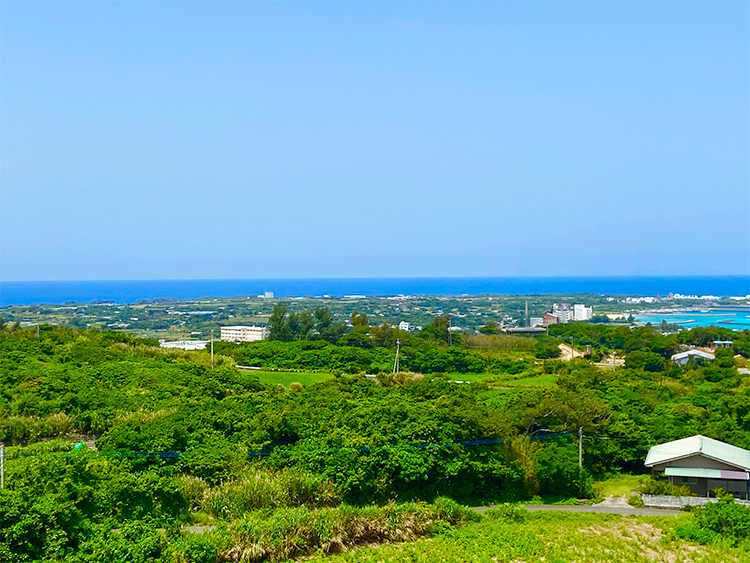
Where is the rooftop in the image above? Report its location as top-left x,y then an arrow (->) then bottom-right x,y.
671,349 -> 715,361
645,435 -> 750,471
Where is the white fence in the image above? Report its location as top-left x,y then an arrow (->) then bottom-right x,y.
642,495 -> 750,509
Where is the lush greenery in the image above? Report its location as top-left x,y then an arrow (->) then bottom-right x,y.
676,497 -> 750,550
1,319 -> 749,561
550,322 -> 750,358
309,509 -> 745,562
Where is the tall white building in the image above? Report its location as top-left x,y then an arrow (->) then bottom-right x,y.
552,303 -> 572,323
573,304 -> 593,321
220,325 -> 269,342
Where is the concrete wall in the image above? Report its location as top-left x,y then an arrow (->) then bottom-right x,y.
643,495 -> 750,509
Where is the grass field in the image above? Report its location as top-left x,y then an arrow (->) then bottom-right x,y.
245,370 -> 557,388
445,372 -> 495,383
593,474 -> 646,497
305,511 -> 742,563
239,369 -> 334,387
502,374 -> 557,387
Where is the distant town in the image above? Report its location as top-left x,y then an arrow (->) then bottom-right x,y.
2,290 -> 748,345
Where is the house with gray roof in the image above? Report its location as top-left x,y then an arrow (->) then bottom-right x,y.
645,435 -> 750,499
670,349 -> 715,366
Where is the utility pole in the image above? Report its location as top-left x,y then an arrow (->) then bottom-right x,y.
578,427 -> 583,494
393,340 -> 400,374
210,330 -> 214,370
525,301 -> 529,328
36,323 -> 40,339
1,444 -> 5,489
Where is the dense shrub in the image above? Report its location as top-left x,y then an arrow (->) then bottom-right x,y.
637,478 -> 695,497
195,469 -> 341,518
676,497 -> 750,547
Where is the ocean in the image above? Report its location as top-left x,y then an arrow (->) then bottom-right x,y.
636,310 -> 750,330
1,276 -> 749,307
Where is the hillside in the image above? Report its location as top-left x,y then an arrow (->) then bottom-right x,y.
1,322 -> 749,561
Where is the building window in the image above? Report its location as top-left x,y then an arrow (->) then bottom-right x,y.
681,477 -> 698,485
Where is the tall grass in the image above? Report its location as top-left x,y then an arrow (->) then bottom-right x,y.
182,468 -> 342,519
305,510 -> 739,563
593,474 -> 645,497
217,498 -> 479,562
463,334 -> 536,351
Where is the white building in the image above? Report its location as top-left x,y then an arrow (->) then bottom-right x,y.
529,317 -> 544,327
398,321 -> 411,331
671,349 -> 715,366
220,325 -> 270,342
552,303 -> 573,323
606,313 -> 628,321
573,304 -> 593,321
159,340 -> 209,351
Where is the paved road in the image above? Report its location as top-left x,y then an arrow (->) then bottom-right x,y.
474,503 -> 681,517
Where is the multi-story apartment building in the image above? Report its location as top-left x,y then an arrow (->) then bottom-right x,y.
573,304 -> 593,321
220,325 -> 270,342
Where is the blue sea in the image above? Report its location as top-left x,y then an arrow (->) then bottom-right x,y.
636,310 -> 750,330
1,276 -> 749,307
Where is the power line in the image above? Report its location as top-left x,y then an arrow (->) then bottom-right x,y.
3,432 -> 581,462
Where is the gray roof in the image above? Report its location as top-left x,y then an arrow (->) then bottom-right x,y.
645,435 -> 750,471
671,350 -> 715,361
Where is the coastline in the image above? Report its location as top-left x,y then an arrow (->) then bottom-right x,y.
2,275 -> 749,307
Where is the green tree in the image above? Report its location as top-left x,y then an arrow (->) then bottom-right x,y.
268,303 -> 290,341
350,311 -> 369,327
479,322 -> 501,335
625,349 -> 665,372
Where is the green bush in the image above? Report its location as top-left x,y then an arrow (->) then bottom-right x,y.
483,504 -> 529,523
198,469 -> 342,519
627,494 -> 644,508
637,478 -> 695,497
676,497 -> 750,547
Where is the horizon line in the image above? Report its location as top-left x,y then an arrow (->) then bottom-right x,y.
3,274 -> 750,284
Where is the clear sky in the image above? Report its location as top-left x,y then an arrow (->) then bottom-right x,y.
1,1 -> 748,281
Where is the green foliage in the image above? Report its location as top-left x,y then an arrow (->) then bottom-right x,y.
624,349 -> 666,372
627,494 -> 645,508
479,322 -> 501,335
534,338 -> 561,359
637,478 -> 695,497
483,503 -> 529,523
193,469 -> 341,519
676,497 -> 750,548
220,499 -> 478,562
2,326 -> 750,562
307,511 -> 738,562
268,304 -> 347,343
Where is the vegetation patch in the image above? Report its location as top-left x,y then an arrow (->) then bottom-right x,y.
307,512 -> 736,563
218,498 -> 478,562
593,474 -> 645,497
245,370 -> 334,387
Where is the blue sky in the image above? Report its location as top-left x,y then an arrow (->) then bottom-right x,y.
1,1 -> 748,281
